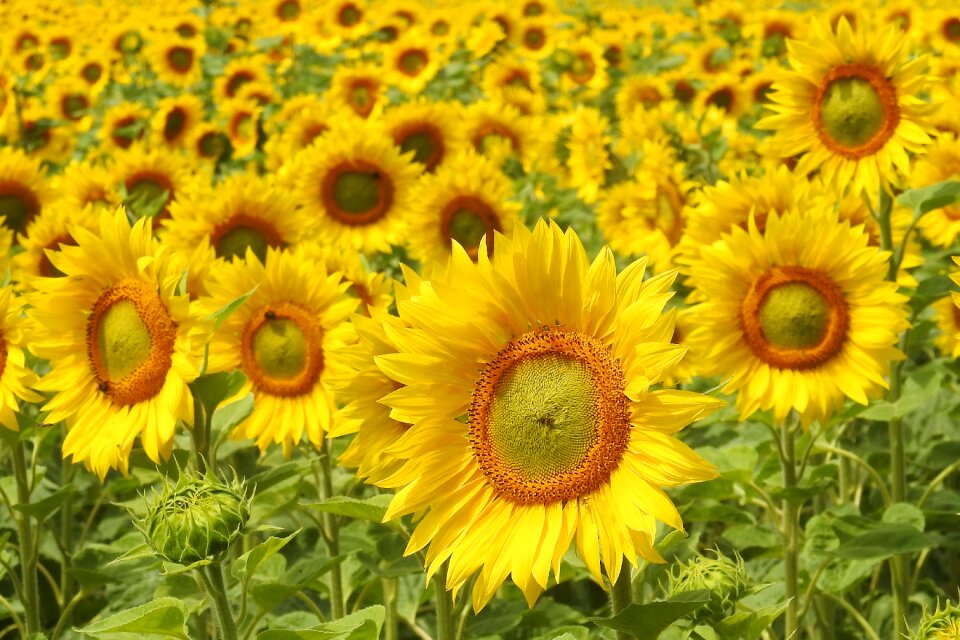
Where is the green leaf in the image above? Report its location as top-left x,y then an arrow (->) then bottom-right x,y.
76,597 -> 190,639
232,530 -> 300,595
897,180 -> 960,216
190,370 -> 248,414
307,495 -> 393,524
722,524 -> 779,550
859,367 -> 941,420
211,393 -> 254,437
883,502 -> 925,531
14,485 -> 74,522
830,523 -> 935,560
591,591 -> 711,638
715,601 -> 790,640
206,285 -> 258,331
257,606 -> 385,640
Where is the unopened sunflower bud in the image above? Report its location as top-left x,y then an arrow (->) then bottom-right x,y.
666,549 -> 748,621
142,473 -> 249,565
913,600 -> 960,640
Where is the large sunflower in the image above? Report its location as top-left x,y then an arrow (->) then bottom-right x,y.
685,208 -> 908,426
375,221 -> 722,610
292,121 -> 420,254
406,150 -> 521,265
197,248 -> 357,456
757,17 -> 935,195
27,209 -> 204,478
913,134 -> 960,247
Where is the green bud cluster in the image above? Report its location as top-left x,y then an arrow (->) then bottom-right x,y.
141,472 -> 249,565
913,600 -> 960,640
666,549 -> 748,622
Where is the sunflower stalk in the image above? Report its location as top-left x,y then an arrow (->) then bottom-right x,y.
12,439 -> 41,635
191,392 -> 210,474
319,439 -> 345,620
199,563 -> 239,640
780,416 -> 800,638
876,186 -> 909,639
610,558 -> 636,640
432,567 -> 456,640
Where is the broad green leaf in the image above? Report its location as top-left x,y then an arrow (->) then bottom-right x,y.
307,495 -> 393,524
532,630 -> 590,640
190,370 -> 248,414
14,485 -> 74,522
882,502 -> 925,531
722,524 -> 778,550
76,597 -> 189,639
897,180 -> 960,215
232,530 -> 300,594
257,606 -> 385,640
830,523 -> 935,560
591,590 -> 710,638
716,601 -> 790,639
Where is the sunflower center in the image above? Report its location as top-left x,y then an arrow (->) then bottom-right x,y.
87,279 -> 177,406
524,27 -> 545,49
440,196 -> 500,258
63,94 -> 88,120
820,78 -> 885,147
82,62 -> 103,83
757,283 -> 830,349
168,47 -> 193,72
397,125 -> 443,171
814,64 -> 899,158
199,132 -> 228,158
333,171 -> 379,213
944,18 -> 960,42
339,4 -> 361,26
211,214 -> 283,262
740,266 -> 849,370
469,330 -> 631,505
125,174 -> 172,220
278,0 -> 301,20
164,108 -> 187,142
322,162 -> 393,225
399,50 -> 427,75
0,183 -> 40,234
241,303 -> 324,397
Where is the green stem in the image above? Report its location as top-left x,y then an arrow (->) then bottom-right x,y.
13,440 -> 41,635
432,569 -> 456,640
781,419 -> 800,638
319,440 -> 345,619
877,186 -> 909,639
610,558 -> 635,640
200,564 -> 238,640
191,393 -> 210,474
383,578 -> 398,640
60,458 -> 76,613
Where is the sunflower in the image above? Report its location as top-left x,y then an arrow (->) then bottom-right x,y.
676,166 -> 813,270
0,286 -> 41,430
100,102 -> 150,153
455,100 -> 538,171
382,100 -> 460,174
7,100 -> 75,165
69,47 -> 111,96
407,150 -> 521,265
214,56 -> 271,103
148,35 -> 205,87
111,143 -> 203,225
221,99 -> 262,158
57,160 -> 122,212
512,17 -> 555,60
301,241 -> 394,317
932,294 -> 960,358
482,53 -> 542,101
27,209 -> 203,478
596,181 -> 677,274
615,76 -> 670,126
48,77 -> 94,131
757,17 -> 936,196
328,62 -> 386,119
0,146 -> 53,235
264,101 -> 351,171
556,36 -> 609,99
913,134 -> 960,247
197,248 -> 357,456
384,29 -> 444,96
162,173 -> 307,263
696,73 -> 749,118
151,94 -> 205,148
325,0 -> 371,41
12,202 -> 98,285
686,208 -> 908,426
292,120 -> 420,254
561,107 -> 612,204
187,123 -> 232,164
374,221 -> 722,610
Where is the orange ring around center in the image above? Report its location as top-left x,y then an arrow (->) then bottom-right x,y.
241,302 -> 324,397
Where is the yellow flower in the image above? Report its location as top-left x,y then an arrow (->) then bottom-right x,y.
913,134 -> 960,247
151,95 -> 205,149
381,100 -> 460,174
197,248 -> 357,456
686,209 -> 908,426
377,221 -> 722,610
27,209 -> 204,478
13,202 -> 98,285
0,146 -> 54,235
757,17 -> 936,195
291,120 -> 420,254
0,286 -> 41,430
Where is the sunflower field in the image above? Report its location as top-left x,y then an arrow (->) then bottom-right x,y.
2,0 -> 960,638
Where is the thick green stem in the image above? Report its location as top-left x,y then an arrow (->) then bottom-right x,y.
319,440 -> 345,619
877,186 -> 909,639
191,395 -> 210,474
383,578 -> 398,640
201,564 -> 238,640
432,570 -> 456,640
781,419 -> 799,638
60,458 -> 76,612
610,558 -> 635,640
13,440 -> 41,635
